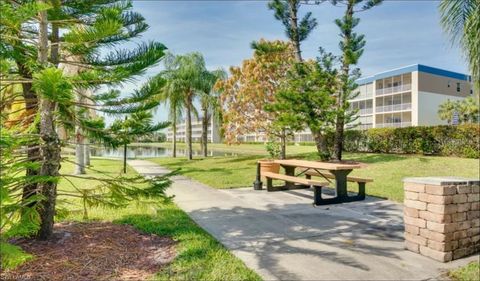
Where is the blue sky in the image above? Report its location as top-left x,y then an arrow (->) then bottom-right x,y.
111,0 -> 468,123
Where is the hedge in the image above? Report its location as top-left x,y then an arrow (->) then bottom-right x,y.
339,124 -> 479,158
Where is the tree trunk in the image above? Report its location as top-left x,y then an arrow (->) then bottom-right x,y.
18,65 -> 40,210
84,139 -> 91,166
201,105 -> 208,157
185,93 -> 193,160
75,130 -> 85,174
313,131 -> 330,161
75,89 -> 86,174
289,0 -> 302,62
37,11 -> 61,240
334,1 -> 355,161
37,99 -> 61,240
172,115 -> 177,158
333,117 -> 344,161
280,129 -> 286,159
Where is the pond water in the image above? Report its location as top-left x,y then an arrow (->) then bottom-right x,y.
89,146 -> 239,159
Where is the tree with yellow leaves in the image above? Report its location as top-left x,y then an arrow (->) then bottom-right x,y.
216,39 -> 296,159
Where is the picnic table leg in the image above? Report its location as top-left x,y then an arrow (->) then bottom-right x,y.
283,165 -> 296,189
253,162 -> 263,190
357,182 -> 366,199
330,169 -> 351,199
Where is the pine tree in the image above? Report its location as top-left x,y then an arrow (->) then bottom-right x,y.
266,51 -> 338,160
268,0 -> 319,61
1,0 -> 171,240
333,0 -> 382,161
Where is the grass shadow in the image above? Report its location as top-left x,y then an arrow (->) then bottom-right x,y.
115,209 -> 261,281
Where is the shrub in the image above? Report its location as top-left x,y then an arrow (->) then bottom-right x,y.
339,124 -> 479,158
366,128 -> 396,153
265,140 -> 281,159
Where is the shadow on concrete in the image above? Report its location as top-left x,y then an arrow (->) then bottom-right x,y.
179,191 -> 405,280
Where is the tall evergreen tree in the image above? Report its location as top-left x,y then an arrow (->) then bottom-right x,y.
332,0 -> 382,161
1,0 -> 171,240
266,53 -> 337,160
268,0 -> 319,61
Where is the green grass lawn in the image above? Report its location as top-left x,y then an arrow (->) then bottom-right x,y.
449,262 -> 480,281
150,149 -> 479,202
5,158 -> 260,281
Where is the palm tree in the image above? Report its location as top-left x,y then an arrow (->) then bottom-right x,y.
439,0 -> 480,93
158,82 -> 184,158
160,52 -> 209,160
458,96 -> 479,123
438,99 -> 456,124
198,69 -> 226,157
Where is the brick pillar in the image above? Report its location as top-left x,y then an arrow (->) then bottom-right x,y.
403,177 -> 480,262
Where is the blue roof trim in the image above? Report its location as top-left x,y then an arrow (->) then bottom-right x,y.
356,64 -> 470,85
417,64 -> 469,81
356,76 -> 375,84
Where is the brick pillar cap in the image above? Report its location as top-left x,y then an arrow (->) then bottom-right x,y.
403,177 -> 479,186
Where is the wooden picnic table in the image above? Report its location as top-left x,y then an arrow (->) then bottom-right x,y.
273,159 -> 365,205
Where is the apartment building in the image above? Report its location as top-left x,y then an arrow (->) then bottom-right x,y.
348,64 -> 472,129
166,115 -> 221,143
242,64 -> 472,143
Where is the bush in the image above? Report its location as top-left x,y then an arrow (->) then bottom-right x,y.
340,124 -> 479,158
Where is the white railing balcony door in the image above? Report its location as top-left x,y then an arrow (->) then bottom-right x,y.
376,84 -> 412,96
375,103 -> 412,113
358,108 -> 373,115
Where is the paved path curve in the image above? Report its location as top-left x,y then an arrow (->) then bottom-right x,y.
128,159 -> 478,280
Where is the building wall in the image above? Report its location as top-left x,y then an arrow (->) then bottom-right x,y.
418,72 -> 472,97
412,71 -> 419,126
234,64 -> 472,142
166,117 -> 222,143
417,91 -> 466,126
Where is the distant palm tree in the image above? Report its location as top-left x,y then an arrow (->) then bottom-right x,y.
158,81 -> 184,158
458,96 -> 479,123
439,0 -> 479,92
160,53 -> 209,160
438,99 -> 456,124
199,69 -> 226,157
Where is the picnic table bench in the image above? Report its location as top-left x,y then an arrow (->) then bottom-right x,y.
262,171 -> 329,191
254,159 -> 373,205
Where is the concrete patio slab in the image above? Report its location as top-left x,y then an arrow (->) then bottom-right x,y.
128,160 -> 479,280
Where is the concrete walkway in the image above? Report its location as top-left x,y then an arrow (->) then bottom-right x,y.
128,159 -> 478,280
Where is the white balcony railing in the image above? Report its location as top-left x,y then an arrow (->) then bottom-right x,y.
358,108 -> 373,115
376,122 -> 412,128
375,84 -> 411,96
375,103 -> 412,113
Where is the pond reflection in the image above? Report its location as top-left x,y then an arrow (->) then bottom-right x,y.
90,146 -> 238,159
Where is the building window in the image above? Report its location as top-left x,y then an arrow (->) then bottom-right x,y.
447,81 -> 451,88
456,82 -> 461,92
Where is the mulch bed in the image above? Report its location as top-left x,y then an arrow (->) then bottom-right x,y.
1,222 -> 176,281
